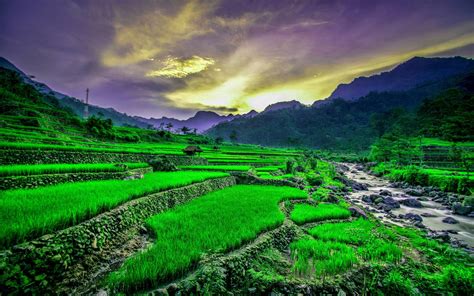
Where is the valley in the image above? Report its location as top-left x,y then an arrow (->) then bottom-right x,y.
1,52 -> 473,295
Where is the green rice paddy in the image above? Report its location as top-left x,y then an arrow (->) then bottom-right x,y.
290,203 -> 351,225
0,171 -> 228,247
0,163 -> 149,177
108,185 -> 307,291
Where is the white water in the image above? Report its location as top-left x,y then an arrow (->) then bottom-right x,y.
343,163 -> 474,248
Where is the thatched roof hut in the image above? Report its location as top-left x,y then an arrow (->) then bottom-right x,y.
183,145 -> 203,156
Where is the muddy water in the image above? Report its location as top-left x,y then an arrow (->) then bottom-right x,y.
342,163 -> 474,248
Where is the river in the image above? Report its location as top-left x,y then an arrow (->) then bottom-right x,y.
342,163 -> 474,249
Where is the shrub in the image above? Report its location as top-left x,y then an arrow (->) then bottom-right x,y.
148,157 -> 177,172
382,270 -> 417,296
306,172 -> 323,186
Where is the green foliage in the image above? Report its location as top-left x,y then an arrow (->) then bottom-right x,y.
0,171 -> 228,248
290,238 -> 357,276
418,88 -> 474,142
381,271 -> 417,296
108,185 -> 306,291
290,203 -> 351,225
148,157 -> 177,172
436,264 -> 474,295
309,219 -> 376,245
305,172 -> 323,186
0,163 -> 148,177
179,165 -> 251,171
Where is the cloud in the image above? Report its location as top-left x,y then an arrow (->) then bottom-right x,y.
146,55 -> 215,78
101,0 -> 217,66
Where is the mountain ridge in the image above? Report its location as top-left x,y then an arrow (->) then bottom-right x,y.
328,56 -> 474,101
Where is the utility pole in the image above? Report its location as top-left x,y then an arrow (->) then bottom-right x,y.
84,88 -> 89,118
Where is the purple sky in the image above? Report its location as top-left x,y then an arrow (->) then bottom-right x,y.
1,0 -> 473,119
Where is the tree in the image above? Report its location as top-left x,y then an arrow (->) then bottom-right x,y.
165,122 -> 173,132
229,130 -> 238,143
180,126 -> 191,134
214,137 -> 224,145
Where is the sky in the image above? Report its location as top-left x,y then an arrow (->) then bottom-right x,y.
1,0 -> 473,119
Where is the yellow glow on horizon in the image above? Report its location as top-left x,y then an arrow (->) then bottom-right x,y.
146,56 -> 215,78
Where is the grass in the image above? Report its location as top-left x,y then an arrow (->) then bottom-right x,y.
179,165 -> 251,171
309,218 -> 376,245
290,238 -> 357,276
255,165 -> 285,172
309,219 -> 402,263
290,203 -> 351,225
108,185 -> 307,291
0,163 -> 149,177
0,171 -> 229,248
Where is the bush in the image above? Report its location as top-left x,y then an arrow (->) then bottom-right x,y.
382,270 -> 417,296
306,172 -> 323,186
462,196 -> 474,207
148,157 -> 178,172
438,265 -> 474,295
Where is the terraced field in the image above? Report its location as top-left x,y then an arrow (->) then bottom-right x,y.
0,79 -> 472,294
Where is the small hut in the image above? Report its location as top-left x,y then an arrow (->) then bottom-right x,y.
183,145 -> 203,156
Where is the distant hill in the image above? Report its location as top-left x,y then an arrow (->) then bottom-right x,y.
263,100 -> 304,113
0,57 -> 149,128
135,110 -> 258,133
207,56 -> 474,151
328,56 -> 474,101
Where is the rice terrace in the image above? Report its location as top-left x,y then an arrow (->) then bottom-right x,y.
0,0 -> 473,295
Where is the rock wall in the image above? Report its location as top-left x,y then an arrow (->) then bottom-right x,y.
0,149 -> 208,165
0,167 -> 152,190
154,221 -> 303,295
0,176 -> 235,294
233,173 -> 300,188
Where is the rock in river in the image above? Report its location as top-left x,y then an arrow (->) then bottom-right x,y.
442,217 -> 459,224
400,198 -> 423,208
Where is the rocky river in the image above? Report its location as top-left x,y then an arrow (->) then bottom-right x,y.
342,163 -> 474,251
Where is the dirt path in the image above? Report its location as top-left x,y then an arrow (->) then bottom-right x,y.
342,163 -> 474,249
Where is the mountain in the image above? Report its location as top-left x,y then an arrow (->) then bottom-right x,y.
207,56 -> 474,151
0,57 -> 148,128
328,56 -> 474,101
135,109 -> 258,133
262,100 -> 304,113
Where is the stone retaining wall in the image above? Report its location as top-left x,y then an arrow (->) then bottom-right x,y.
233,173 -> 300,188
0,149 -> 208,166
0,167 -> 152,190
0,176 -> 236,294
158,221 -> 303,295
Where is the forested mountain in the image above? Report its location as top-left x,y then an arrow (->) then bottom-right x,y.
207,66 -> 474,151
0,57 -> 149,128
328,56 -> 474,101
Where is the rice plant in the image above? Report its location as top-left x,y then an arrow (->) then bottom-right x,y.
179,165 -> 251,171
0,171 -> 229,248
107,185 -> 307,292
290,203 -> 351,225
290,238 -> 357,276
0,163 -> 149,177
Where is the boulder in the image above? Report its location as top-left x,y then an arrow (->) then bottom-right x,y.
442,217 -> 459,224
349,206 -> 367,219
362,195 -> 372,203
400,198 -> 423,208
382,196 -> 400,209
430,232 -> 451,242
406,189 -> 423,197
351,182 -> 368,191
420,212 -> 437,217
402,213 -> 423,222
379,190 -> 392,196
